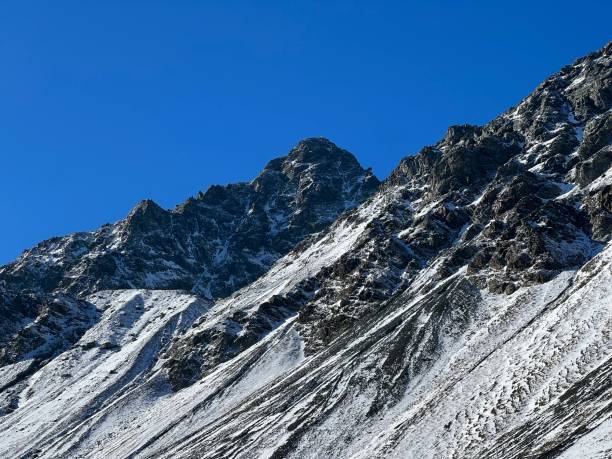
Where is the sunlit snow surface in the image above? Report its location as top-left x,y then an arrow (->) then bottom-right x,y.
0,243 -> 609,458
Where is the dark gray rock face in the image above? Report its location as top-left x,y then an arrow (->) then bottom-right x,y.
0,138 -> 379,366
0,294 -> 97,368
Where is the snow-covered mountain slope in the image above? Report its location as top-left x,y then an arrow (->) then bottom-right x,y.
150,244 -> 612,459
0,42 -> 610,458
0,290 -> 210,457
1,245 -> 608,458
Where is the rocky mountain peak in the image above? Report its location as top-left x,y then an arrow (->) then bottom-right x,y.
2,137 -> 379,298
0,138 -> 380,370
125,199 -> 169,231
292,136 -> 339,153
286,137 -> 359,167
257,137 -> 376,182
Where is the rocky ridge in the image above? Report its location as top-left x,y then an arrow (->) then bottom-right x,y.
0,42 -> 610,458
0,138 -> 378,370
164,42 -> 611,389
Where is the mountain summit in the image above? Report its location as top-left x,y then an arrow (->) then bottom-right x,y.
2,137 -> 378,298
0,138 -> 378,368
0,43 -> 610,458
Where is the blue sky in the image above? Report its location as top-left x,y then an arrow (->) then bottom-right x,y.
1,1 -> 610,264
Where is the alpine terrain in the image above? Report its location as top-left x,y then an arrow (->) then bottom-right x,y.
0,42 -> 610,458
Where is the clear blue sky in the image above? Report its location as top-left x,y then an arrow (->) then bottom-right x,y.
1,1 -> 610,264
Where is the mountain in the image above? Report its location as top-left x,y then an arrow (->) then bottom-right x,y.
0,42 -> 610,459
1,138 -> 379,299
0,138 -> 379,376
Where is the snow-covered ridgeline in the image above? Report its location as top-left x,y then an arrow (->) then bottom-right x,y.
0,41 -> 609,459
